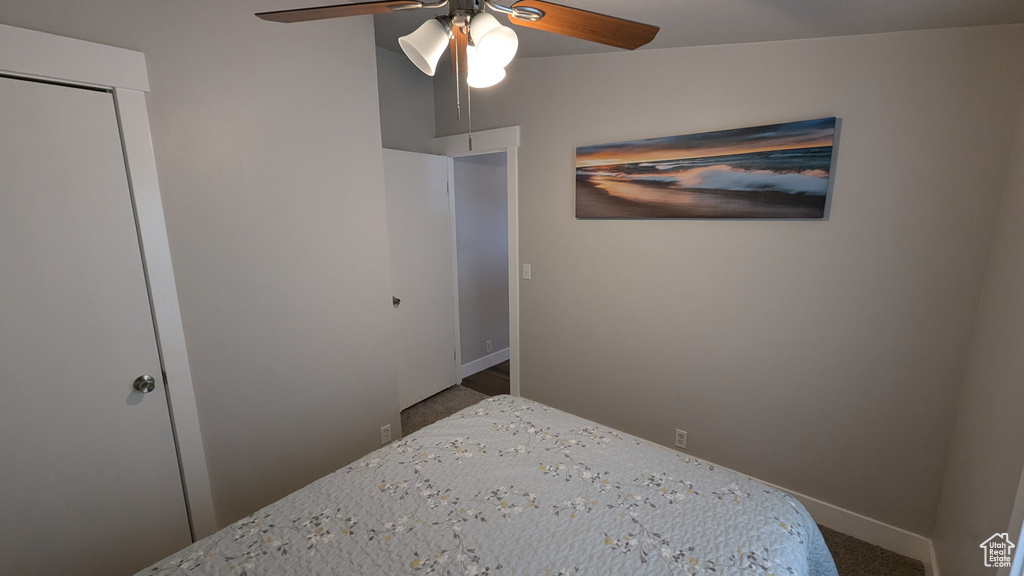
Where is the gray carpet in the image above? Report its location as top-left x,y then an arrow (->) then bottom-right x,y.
460,360 -> 511,397
819,524 -> 925,576
401,384 -> 926,576
400,384 -> 488,436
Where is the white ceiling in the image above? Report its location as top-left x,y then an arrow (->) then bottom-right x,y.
372,0 -> 1024,59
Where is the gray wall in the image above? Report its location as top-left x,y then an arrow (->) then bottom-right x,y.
454,153 -> 510,364
435,26 -> 1024,535
376,46 -> 436,153
0,1 -> 400,527
932,90 -> 1024,574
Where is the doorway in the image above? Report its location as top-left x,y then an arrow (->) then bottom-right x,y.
451,152 -> 510,395
384,127 -> 520,417
436,127 -> 521,398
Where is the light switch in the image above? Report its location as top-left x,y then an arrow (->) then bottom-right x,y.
522,264 -> 531,280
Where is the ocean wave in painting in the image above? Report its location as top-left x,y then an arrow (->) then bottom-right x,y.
576,147 -> 833,196
674,165 -> 829,195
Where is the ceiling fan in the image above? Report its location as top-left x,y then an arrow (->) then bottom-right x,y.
256,0 -> 660,88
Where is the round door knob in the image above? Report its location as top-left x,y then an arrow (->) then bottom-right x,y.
133,374 -> 156,394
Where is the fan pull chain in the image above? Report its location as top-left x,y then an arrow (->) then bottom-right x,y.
452,24 -> 472,151
454,34 -> 462,121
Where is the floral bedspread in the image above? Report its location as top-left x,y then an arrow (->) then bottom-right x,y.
138,395 -> 838,576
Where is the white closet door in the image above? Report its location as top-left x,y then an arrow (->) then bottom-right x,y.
384,149 -> 457,411
0,77 -> 192,575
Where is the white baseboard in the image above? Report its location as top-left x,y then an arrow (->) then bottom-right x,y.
676,451 -> 936,573
459,348 -> 510,380
774,484 -> 937,576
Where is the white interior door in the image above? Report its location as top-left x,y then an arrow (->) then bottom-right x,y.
0,77 -> 192,575
384,149 -> 457,411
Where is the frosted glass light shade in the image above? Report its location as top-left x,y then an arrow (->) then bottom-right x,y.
466,46 -> 506,88
476,27 -> 518,68
399,19 -> 450,76
470,12 -> 518,69
469,12 -> 502,43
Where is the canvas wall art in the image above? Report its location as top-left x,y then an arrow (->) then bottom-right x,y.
575,117 -> 838,219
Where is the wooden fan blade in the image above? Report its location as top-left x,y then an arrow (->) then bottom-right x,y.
508,0 -> 659,50
256,0 -> 422,23
449,26 -> 469,74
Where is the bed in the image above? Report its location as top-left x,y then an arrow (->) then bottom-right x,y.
138,395 -> 838,576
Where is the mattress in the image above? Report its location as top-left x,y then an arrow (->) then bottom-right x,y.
138,395 -> 838,575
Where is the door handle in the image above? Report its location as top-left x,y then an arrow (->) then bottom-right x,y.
392,296 -> 401,308
133,374 -> 156,393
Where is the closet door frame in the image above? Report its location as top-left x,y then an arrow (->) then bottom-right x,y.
0,22 -> 217,539
435,127 -> 521,398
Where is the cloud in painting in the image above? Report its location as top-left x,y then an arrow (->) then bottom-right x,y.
577,118 -> 837,165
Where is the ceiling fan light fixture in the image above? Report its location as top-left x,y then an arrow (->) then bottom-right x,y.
466,45 -> 507,88
476,25 -> 518,68
468,11 -> 501,42
398,17 -> 451,76
470,12 -> 518,69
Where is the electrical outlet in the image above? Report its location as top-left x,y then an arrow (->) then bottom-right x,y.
486,340 -> 493,353
674,429 -> 687,450
381,424 -> 392,445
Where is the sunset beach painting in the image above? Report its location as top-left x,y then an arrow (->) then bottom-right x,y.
576,118 -> 837,219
